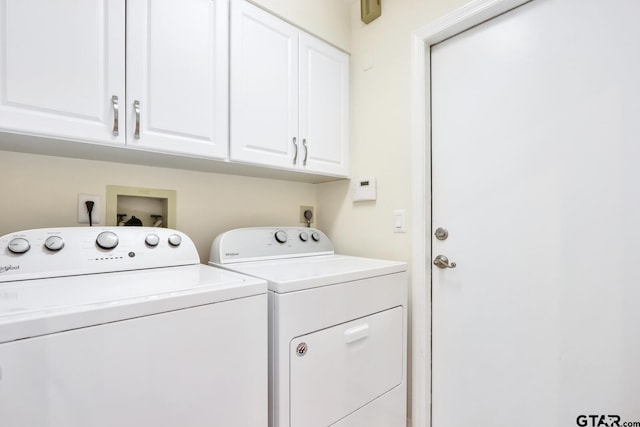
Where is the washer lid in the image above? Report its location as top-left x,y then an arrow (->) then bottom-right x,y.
211,254 -> 407,293
0,264 -> 266,343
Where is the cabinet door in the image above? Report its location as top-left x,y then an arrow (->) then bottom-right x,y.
0,0 -> 125,145
230,0 -> 299,169
127,0 -> 229,159
299,33 -> 349,176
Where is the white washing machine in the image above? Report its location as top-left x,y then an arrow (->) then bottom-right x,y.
209,227 -> 407,427
0,227 -> 267,427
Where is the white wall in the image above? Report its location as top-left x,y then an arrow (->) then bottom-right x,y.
0,150 -> 315,262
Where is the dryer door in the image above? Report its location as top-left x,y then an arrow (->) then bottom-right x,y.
289,306 -> 403,427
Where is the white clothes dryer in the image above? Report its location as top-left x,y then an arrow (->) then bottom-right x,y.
209,227 -> 408,427
0,227 -> 267,427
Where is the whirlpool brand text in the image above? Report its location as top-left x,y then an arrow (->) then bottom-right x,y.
0,265 -> 19,274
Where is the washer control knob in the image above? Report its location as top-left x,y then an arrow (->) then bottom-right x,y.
311,232 -> 321,242
299,232 -> 309,242
44,236 -> 64,252
168,234 -> 182,247
8,238 -> 30,254
274,230 -> 288,244
145,234 -> 160,247
96,231 -> 119,250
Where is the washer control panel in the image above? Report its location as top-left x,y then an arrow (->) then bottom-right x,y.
211,227 -> 334,264
0,227 -> 198,282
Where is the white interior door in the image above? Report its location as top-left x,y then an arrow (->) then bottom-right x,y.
431,0 -> 640,425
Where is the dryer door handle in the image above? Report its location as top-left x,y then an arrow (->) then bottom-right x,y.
344,323 -> 369,344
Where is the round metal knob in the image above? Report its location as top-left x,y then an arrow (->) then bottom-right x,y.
96,231 -> 119,250
145,234 -> 160,247
299,232 -> 309,242
274,230 -> 288,244
8,238 -> 30,254
168,234 -> 182,247
44,236 -> 64,252
311,232 -> 321,242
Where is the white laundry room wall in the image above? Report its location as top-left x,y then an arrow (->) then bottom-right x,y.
0,151 -> 317,263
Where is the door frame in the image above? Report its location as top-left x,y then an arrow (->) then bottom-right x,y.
409,0 -> 530,425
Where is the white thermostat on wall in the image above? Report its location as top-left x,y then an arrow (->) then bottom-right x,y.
352,177 -> 377,202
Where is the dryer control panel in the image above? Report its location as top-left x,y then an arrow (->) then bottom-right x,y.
211,227 -> 335,264
0,227 -> 199,282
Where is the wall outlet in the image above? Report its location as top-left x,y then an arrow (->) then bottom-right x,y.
300,206 -> 314,225
78,194 -> 100,224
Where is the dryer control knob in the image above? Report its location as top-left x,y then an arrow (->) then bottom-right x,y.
44,236 -> 64,252
145,234 -> 160,247
168,234 -> 182,247
8,237 -> 30,254
311,232 -> 321,242
96,231 -> 119,250
299,232 -> 309,242
274,230 -> 288,244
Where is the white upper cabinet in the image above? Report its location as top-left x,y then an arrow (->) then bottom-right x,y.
126,0 -> 229,159
0,0 -> 228,159
0,0 -> 346,181
230,0 -> 299,169
299,33 -> 349,177
230,0 -> 349,177
0,0 -> 126,145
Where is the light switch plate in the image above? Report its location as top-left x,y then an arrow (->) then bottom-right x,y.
393,209 -> 406,233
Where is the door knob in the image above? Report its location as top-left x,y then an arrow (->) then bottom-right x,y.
433,255 -> 456,269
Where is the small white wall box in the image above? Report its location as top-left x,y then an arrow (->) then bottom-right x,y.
352,177 -> 377,202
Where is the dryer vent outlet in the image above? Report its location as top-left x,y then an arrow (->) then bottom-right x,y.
299,206 -> 314,225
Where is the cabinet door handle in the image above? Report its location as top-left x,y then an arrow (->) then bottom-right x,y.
303,138 -> 308,166
134,100 -> 141,139
111,95 -> 119,136
292,137 -> 298,165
